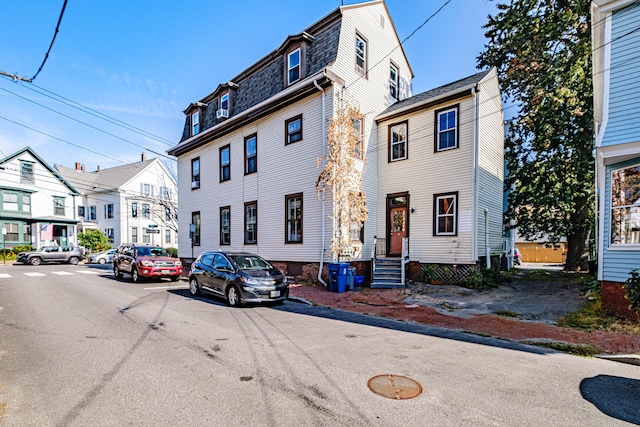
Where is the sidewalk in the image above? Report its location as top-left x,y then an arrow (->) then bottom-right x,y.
289,284 -> 640,355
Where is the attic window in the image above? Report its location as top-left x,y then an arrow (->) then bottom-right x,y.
355,33 -> 367,76
191,111 -> 200,136
20,161 -> 35,184
288,48 -> 301,85
221,93 -> 229,110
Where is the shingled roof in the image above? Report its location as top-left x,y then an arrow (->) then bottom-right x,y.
56,159 -> 157,194
177,7 -> 343,144
377,69 -> 494,121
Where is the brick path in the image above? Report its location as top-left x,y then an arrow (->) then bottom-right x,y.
289,284 -> 640,355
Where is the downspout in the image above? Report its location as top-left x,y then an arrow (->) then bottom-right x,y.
485,208 -> 490,270
314,79 -> 328,286
471,86 -> 479,262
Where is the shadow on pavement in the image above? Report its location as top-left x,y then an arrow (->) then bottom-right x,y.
168,288 -> 556,356
580,375 -> 640,424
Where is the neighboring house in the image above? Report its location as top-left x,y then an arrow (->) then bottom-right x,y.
592,0 -> 640,319
167,0 -> 504,285
0,147 -> 80,249
56,154 -> 178,249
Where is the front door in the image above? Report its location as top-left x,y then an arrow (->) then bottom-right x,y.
389,207 -> 407,256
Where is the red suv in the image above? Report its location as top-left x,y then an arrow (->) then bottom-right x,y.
113,244 -> 182,282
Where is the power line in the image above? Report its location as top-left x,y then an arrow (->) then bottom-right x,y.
31,0 -> 69,81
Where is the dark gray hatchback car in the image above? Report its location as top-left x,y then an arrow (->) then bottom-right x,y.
188,251 -> 288,307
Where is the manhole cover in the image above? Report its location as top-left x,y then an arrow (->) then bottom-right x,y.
368,374 -> 422,400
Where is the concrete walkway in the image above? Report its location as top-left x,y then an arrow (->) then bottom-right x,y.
289,283 -> 640,355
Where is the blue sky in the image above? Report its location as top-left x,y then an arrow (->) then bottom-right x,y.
0,0 -> 499,172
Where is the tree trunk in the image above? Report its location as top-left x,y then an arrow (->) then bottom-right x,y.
564,230 -> 590,272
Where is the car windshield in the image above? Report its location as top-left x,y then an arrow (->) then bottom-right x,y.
230,255 -> 272,270
136,247 -> 168,257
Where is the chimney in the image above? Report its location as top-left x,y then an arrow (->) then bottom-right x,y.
141,152 -> 147,161
75,162 -> 81,170
81,165 -> 85,171
96,166 -> 100,171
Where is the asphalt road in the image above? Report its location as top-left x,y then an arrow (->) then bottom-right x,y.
1,263 -> 639,426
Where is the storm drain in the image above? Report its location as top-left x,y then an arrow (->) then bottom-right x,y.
367,374 -> 422,400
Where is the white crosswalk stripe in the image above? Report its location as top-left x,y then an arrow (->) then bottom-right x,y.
23,272 -> 46,277
76,270 -> 102,275
0,273 -> 12,279
51,271 -> 74,276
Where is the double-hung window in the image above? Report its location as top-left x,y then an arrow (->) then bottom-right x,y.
285,193 -> 302,243
191,211 -> 201,246
132,202 -> 138,218
245,202 -> 257,244
611,164 -> 640,245
192,111 -> 200,135
390,63 -> 399,99
54,197 -> 65,216
89,206 -> 97,221
288,48 -> 300,85
191,157 -> 200,189
5,223 -> 19,242
3,192 -> 18,211
105,228 -> 114,243
104,203 -> 114,219
77,205 -> 85,219
20,161 -> 35,184
286,115 -> 302,145
142,203 -> 150,219
435,105 -> 459,151
220,206 -> 230,245
220,145 -> 230,182
165,207 -> 171,221
165,230 -> 171,244
355,33 -> 367,76
389,122 -> 407,162
220,93 -> 229,111
131,227 -> 138,243
245,134 -> 257,175
434,193 -> 457,236
22,194 -> 30,212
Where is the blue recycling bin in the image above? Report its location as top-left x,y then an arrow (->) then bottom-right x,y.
336,262 -> 349,293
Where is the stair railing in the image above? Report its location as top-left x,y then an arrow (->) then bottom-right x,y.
401,237 -> 409,286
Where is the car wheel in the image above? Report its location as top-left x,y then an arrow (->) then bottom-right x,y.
189,278 -> 200,296
132,267 -> 142,283
226,285 -> 242,307
114,266 -> 123,280
68,257 -> 79,265
98,258 -> 106,264
29,257 -> 42,266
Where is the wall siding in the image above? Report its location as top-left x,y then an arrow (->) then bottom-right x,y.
602,158 -> 640,283
602,3 -> 640,147
476,70 -> 505,258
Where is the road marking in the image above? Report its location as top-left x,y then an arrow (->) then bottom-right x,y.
143,285 -> 189,290
23,272 -> 46,277
77,270 -> 102,275
51,271 -> 74,276
0,274 -> 12,279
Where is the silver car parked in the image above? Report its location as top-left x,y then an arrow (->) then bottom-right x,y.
87,249 -> 117,264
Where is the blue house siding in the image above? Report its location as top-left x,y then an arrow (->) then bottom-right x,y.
602,158 -> 640,283
601,3 -> 640,147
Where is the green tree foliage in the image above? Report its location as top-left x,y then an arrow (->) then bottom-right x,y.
478,0 -> 594,272
78,229 -> 111,252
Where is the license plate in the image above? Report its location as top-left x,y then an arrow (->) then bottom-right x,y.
161,270 -> 170,275
270,290 -> 280,298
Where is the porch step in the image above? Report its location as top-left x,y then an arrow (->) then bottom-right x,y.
370,258 -> 404,289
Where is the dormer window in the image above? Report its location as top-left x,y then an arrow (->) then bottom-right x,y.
191,111 -> 200,135
221,93 -> 229,110
288,48 -> 300,85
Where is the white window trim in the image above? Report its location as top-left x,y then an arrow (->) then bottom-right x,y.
192,111 -> 200,135
609,163 -> 640,246
437,107 -> 458,151
220,93 -> 229,110
356,34 -> 366,75
288,48 -> 301,85
390,63 -> 398,99
435,194 -> 457,236
390,122 -> 407,162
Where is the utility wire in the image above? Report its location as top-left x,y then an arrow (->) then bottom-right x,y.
31,0 -> 69,81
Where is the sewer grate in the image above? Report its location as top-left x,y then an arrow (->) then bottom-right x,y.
367,374 -> 422,400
